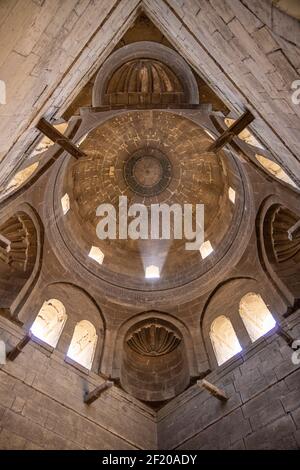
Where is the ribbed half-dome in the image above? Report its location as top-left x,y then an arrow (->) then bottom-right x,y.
127,323 -> 181,356
0,213 -> 36,272
271,207 -> 300,263
105,59 -> 185,105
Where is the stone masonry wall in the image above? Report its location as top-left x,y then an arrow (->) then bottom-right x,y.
157,310 -> 300,450
0,0 -> 140,183
0,316 -> 157,450
1,312 -> 299,449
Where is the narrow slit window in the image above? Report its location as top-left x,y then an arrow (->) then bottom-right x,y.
89,246 -> 104,265
61,193 -> 70,215
228,187 -> 236,204
200,240 -> 214,259
145,265 -> 160,279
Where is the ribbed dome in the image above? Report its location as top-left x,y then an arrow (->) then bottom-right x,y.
104,59 -> 185,105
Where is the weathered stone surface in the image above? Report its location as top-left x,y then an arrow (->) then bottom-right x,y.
0,0 -> 300,452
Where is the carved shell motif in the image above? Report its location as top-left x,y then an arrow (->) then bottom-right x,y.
127,323 -> 181,356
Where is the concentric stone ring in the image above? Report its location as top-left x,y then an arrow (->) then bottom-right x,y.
124,147 -> 172,197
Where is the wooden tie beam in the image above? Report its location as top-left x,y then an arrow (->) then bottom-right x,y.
7,333 -> 31,361
84,381 -> 114,405
208,109 -> 254,153
198,379 -> 228,402
36,118 -> 85,160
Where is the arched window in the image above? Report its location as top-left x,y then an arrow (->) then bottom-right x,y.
210,315 -> 242,365
30,299 -> 67,347
67,320 -> 98,370
239,293 -> 276,342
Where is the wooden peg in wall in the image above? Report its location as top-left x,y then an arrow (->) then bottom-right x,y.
84,380 -> 114,405
7,333 -> 31,361
197,379 -> 228,402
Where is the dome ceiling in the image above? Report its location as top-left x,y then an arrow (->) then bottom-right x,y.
53,110 -> 248,295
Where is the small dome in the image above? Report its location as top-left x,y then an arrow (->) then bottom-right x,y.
104,59 -> 185,105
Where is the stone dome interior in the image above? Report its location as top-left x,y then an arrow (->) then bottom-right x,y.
1,5 -> 300,450
104,59 -> 185,105
55,111 -> 244,292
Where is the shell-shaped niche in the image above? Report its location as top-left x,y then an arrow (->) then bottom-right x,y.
127,322 -> 181,356
271,206 -> 300,263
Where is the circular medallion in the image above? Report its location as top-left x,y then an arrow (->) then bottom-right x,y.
124,148 -> 172,197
